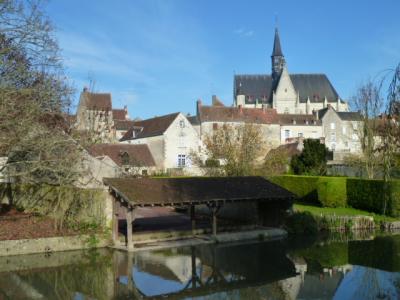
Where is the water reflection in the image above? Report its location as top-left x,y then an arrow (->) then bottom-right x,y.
1,234 -> 400,299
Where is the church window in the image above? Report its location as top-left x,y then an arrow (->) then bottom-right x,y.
330,123 -> 335,130
178,154 -> 186,167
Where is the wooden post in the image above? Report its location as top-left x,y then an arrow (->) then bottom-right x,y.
126,208 -> 135,251
190,205 -> 196,235
207,203 -> 221,238
112,198 -> 119,246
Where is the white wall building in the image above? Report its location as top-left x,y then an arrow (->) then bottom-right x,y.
120,113 -> 202,174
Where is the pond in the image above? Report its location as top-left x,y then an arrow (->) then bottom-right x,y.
1,233 -> 400,299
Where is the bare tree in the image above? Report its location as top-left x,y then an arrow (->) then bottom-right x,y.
351,80 -> 383,178
192,123 -> 267,176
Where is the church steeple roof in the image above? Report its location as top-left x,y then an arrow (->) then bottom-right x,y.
272,28 -> 283,57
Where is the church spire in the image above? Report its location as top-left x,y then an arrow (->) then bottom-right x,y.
271,27 -> 285,83
272,28 -> 283,57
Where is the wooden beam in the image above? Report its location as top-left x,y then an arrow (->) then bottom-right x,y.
126,208 -> 135,251
190,205 -> 196,236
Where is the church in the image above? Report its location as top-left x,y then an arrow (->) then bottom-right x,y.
234,28 -> 349,114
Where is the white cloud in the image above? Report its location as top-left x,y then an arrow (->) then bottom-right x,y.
234,28 -> 254,38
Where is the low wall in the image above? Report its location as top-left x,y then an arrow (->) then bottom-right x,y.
0,234 -> 110,257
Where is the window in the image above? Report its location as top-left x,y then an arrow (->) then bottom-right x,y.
121,152 -> 129,165
298,132 -> 303,138
330,123 -> 335,130
284,107 -> 289,114
331,143 -> 336,151
142,169 -> 148,176
178,154 -> 186,167
285,130 -> 290,139
179,120 -> 185,128
345,141 -> 349,148
342,127 -> 347,135
331,132 -> 336,142
312,131 -> 318,138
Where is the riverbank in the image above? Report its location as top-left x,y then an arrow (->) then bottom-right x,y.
292,203 -> 400,232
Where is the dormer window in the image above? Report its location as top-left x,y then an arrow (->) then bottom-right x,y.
121,152 -> 130,165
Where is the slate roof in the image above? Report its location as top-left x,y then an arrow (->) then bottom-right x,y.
337,111 -> 363,121
112,109 -> 127,121
234,74 -> 342,104
272,28 -> 283,56
84,92 -> 112,110
198,105 -> 278,124
103,176 -> 295,207
317,107 -> 362,121
120,112 -> 180,141
88,144 -> 155,167
187,115 -> 200,126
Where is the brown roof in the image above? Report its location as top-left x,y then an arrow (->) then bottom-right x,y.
103,176 -> 295,207
84,92 -> 112,110
120,112 -> 180,141
112,109 -> 127,121
277,114 -> 321,126
88,144 -> 155,167
198,105 -> 278,124
268,143 -> 301,158
114,120 -> 136,131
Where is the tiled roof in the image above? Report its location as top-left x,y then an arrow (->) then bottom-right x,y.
103,176 -> 295,206
198,105 -> 279,124
112,109 -> 127,121
88,144 -> 155,167
114,120 -> 135,131
84,92 -> 112,110
120,113 -> 180,141
277,114 -> 321,125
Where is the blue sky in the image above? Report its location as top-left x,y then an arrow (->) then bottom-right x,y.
46,0 -> 400,119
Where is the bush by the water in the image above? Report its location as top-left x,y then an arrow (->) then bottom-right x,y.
270,175 -> 400,216
347,179 -> 400,217
285,212 -> 318,235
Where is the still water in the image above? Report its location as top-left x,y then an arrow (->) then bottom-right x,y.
1,233 -> 400,299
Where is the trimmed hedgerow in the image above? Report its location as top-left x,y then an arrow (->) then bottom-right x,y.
268,175 -> 320,204
317,177 -> 347,208
347,178 -> 400,217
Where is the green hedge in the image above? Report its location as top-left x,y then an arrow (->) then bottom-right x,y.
347,178 -> 400,217
317,177 -> 347,208
269,175 -> 347,207
270,175 -> 400,216
269,175 -> 320,204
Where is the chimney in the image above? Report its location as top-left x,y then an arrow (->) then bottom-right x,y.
196,99 -> 202,117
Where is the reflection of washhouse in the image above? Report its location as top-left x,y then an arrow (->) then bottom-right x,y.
114,240 -> 299,299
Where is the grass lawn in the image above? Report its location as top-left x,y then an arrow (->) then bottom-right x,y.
293,203 -> 399,222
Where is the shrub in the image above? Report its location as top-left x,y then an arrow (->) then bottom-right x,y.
285,212 -> 318,235
317,177 -> 347,207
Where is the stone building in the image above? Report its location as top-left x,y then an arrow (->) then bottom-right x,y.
75,88 -> 132,142
88,144 -> 156,176
119,112 -> 202,174
233,28 -> 349,114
